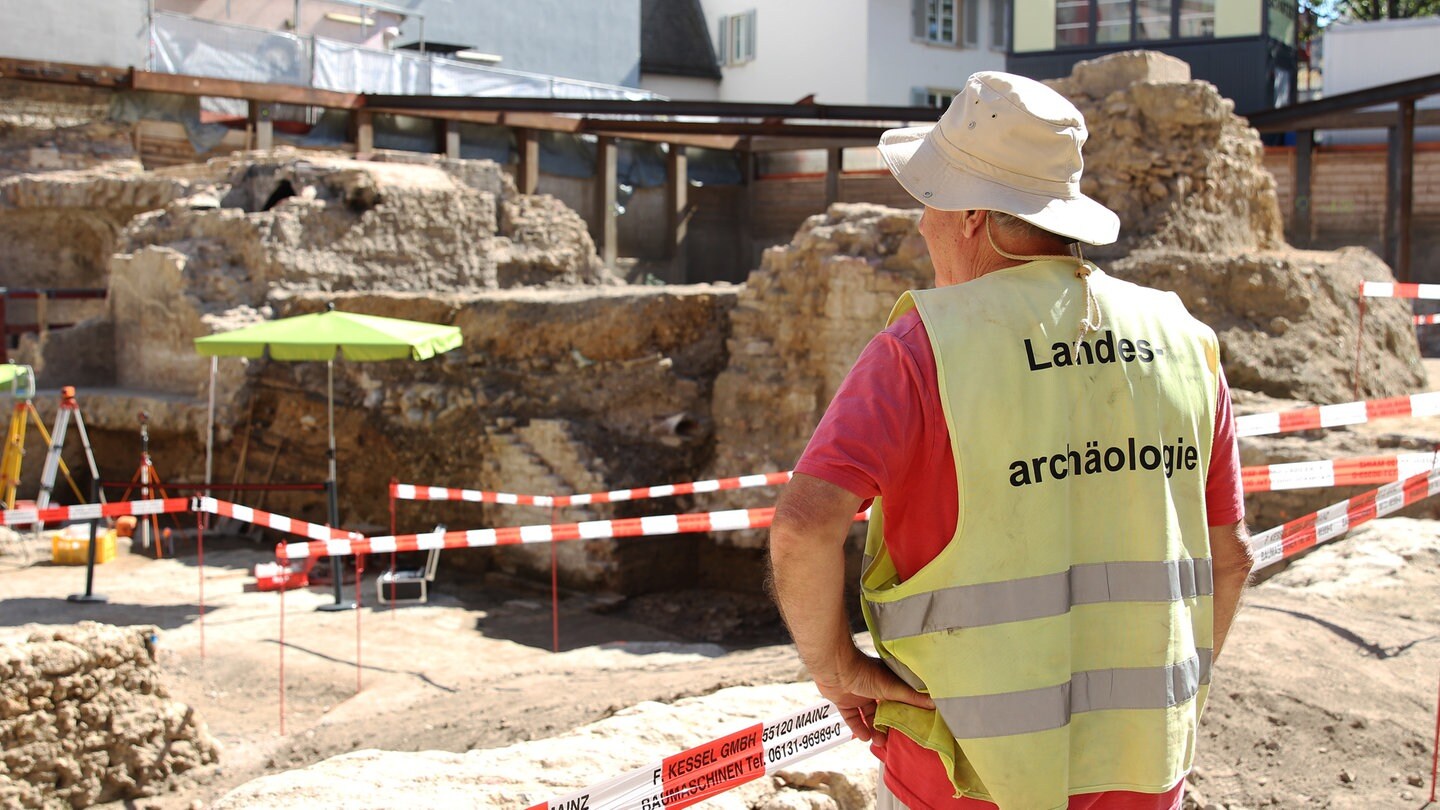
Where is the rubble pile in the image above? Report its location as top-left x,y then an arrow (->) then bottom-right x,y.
0,623 -> 218,808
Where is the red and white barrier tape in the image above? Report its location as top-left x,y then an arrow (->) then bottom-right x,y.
0,498 -> 189,527
192,497 -> 363,542
1236,391 -> 1440,437
391,471 -> 794,507
1249,466 -> 1440,569
278,506 -> 872,561
1243,452 -> 1440,493
529,702 -> 851,810
1415,314 -> 1440,326
1361,281 -> 1440,301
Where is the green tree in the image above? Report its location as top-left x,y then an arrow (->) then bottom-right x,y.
1335,0 -> 1440,20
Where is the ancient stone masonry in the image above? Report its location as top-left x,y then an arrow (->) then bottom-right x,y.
0,143 -> 741,591
0,623 -> 218,809
0,80 -> 136,182
1045,50 -> 1285,258
709,203 -> 930,527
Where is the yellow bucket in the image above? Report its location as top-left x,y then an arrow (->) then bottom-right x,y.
51,529 -> 117,565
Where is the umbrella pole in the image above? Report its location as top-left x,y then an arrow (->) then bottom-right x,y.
204,357 -> 216,497
319,358 -> 355,611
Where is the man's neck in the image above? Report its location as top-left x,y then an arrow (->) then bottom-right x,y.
975,238 -> 1075,278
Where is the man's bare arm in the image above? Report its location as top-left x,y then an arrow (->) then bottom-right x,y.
768,473 -> 933,742
1209,520 -> 1251,661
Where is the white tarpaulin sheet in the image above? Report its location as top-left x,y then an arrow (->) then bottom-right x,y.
313,38 -> 430,95
430,60 -> 553,98
151,12 -> 309,87
150,12 -> 657,104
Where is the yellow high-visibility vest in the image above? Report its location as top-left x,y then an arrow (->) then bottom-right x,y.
861,259 -> 1221,810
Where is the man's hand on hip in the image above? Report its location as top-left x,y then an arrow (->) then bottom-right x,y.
814,648 -> 935,744
769,474 -> 934,744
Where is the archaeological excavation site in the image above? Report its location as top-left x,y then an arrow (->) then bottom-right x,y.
2,46 -> 1439,810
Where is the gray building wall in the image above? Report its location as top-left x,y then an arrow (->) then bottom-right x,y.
397,0 -> 642,87
0,0 -> 150,68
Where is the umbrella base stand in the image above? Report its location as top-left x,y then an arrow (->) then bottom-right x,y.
67,593 -> 108,604
316,556 -> 356,611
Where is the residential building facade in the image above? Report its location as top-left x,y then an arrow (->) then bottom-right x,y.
639,0 -> 1007,105
1006,0 -> 1300,112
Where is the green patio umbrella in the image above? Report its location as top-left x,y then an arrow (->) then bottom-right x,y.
195,304 -> 462,609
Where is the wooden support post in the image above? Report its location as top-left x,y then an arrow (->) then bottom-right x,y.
1397,100 -> 1415,283
738,149 -> 755,279
249,101 -> 275,151
1292,129 -> 1313,248
34,295 -> 47,343
516,128 -> 540,195
666,144 -> 689,283
1384,122 -> 1398,270
352,109 -> 374,157
594,136 -> 618,270
825,147 -> 843,207
436,119 -> 461,159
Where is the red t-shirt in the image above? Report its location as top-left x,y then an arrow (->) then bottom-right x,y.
794,310 -> 1245,810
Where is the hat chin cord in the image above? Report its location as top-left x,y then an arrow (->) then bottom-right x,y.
984,215 -> 1101,356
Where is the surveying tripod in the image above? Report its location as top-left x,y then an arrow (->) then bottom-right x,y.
36,386 -> 103,512
1,367 -> 85,509
117,411 -> 175,558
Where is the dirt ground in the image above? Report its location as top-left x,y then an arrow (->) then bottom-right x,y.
2,512 -> 1437,809
5,361 -> 1440,808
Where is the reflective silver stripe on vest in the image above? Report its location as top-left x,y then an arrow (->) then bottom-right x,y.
870,559 -> 1212,640
936,650 -> 1213,739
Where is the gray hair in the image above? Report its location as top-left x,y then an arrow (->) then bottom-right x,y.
989,211 -> 1076,245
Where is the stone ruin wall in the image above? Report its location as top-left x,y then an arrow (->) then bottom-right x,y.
0,623 -> 218,809
0,49 -> 1431,593
0,144 -> 742,593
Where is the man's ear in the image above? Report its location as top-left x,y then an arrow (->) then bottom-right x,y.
960,209 -> 988,238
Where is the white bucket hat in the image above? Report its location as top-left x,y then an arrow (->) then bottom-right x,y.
879,71 -> 1120,246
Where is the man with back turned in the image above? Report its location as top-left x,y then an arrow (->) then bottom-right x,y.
768,71 -> 1252,810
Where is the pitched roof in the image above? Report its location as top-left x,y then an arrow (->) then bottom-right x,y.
640,0 -> 722,80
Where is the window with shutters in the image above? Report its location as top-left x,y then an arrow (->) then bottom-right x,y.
718,10 -> 757,66
913,0 -> 977,47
